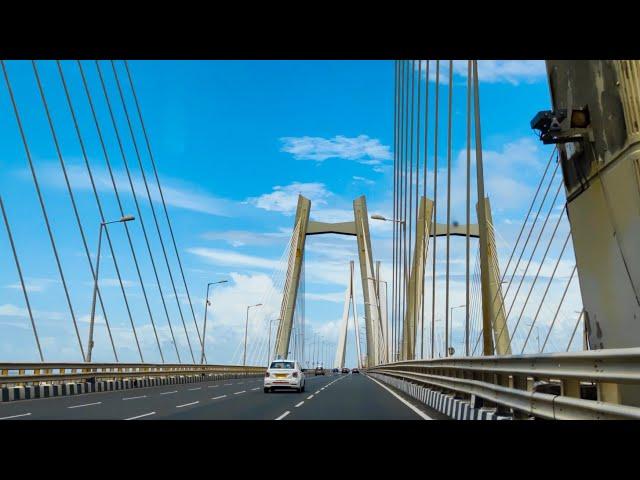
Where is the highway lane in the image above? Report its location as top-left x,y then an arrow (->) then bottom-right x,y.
285,373 -> 430,420
0,373 -> 437,420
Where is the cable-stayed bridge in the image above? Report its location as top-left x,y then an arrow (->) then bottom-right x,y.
1,60 -> 639,420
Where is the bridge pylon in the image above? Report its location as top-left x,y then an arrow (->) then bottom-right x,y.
273,194 -> 384,367
542,60 -> 640,405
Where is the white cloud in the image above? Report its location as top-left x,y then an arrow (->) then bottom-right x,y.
246,182 -> 332,215
187,247 -> 281,271
81,278 -> 138,288
0,303 -> 64,321
26,162 -> 235,217
352,176 -> 375,186
200,229 -> 291,247
4,278 -> 57,293
418,60 -> 546,86
305,292 -> 346,304
280,135 -> 392,164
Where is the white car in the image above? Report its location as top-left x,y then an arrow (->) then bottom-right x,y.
264,359 -> 305,393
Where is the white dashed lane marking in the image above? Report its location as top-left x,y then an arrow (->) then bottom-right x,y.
160,391 -> 177,395
125,411 -> 155,420
68,402 -> 102,409
275,411 -> 290,420
295,401 -> 304,408
212,395 -> 227,400
176,401 -> 199,408
122,396 -> 147,401
0,412 -> 31,420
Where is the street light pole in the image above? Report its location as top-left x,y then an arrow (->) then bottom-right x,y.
243,303 -> 262,366
449,304 -> 465,357
87,215 -> 135,362
267,318 -> 280,365
200,280 -> 228,364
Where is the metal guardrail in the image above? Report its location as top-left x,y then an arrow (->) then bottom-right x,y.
0,362 -> 266,387
367,347 -> 640,420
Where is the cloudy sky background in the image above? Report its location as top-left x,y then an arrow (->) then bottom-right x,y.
0,60 -> 583,365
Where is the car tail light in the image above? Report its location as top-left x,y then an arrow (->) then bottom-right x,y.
265,372 -> 270,377
292,372 -> 298,378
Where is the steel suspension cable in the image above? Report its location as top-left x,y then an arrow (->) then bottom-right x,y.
122,60 -> 205,361
430,60 -> 440,359
1,61 -> 85,360
33,61 -> 126,361
566,310 -> 583,352
497,148 -> 556,288
109,61 -> 197,363
93,61 -> 182,362
521,228 -> 572,353
392,60 -> 399,362
401,60 -> 409,359
413,60 -> 421,357
445,60 -> 453,356
420,59 -> 430,359
0,196 -> 44,360
540,265 -> 577,353
465,60 -> 472,356
495,179 -> 564,349
489,160 -> 561,335
61,61 -> 164,361
78,60 -> 177,362
506,204 -> 567,352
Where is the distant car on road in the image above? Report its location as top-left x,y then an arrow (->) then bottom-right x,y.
314,366 -> 325,376
264,359 -> 305,393
341,368 -> 350,374
332,368 -> 339,373
351,368 -> 360,374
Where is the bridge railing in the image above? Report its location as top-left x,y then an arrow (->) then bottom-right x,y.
367,347 -> 640,420
0,362 -> 266,387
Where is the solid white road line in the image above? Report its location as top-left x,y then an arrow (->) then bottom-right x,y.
295,401 -> 304,408
68,402 -> 102,409
234,390 -> 246,395
122,395 -> 147,401
212,395 -> 227,400
188,387 -> 201,391
160,390 -> 178,395
275,411 -> 290,420
0,412 -> 31,420
124,411 -> 156,420
366,375 -> 432,420
176,401 -> 199,408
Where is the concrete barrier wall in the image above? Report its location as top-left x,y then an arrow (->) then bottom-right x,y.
0,372 -> 262,403
368,372 -> 512,420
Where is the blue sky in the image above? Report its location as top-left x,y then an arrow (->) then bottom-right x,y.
0,60 -> 584,366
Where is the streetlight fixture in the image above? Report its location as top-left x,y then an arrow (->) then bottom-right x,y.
200,280 -> 228,364
370,214 -> 405,224
243,303 -> 262,366
87,215 -> 135,362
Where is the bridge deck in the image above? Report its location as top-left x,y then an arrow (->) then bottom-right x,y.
0,373 -> 443,420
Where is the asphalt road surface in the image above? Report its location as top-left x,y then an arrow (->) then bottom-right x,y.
0,373 -> 446,420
